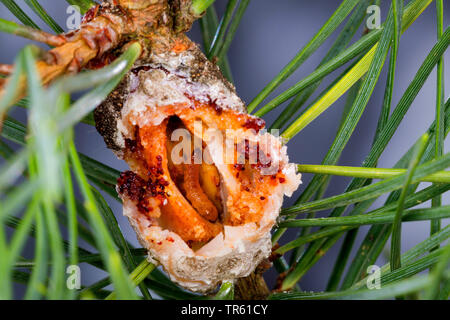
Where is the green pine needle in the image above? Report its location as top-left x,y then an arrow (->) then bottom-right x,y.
0,0 -> 448,300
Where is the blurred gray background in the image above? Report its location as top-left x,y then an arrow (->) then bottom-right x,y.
1,0 -> 449,294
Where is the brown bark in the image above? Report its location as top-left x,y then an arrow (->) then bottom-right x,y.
234,259 -> 272,300
235,272 -> 270,300
0,0 -> 199,130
